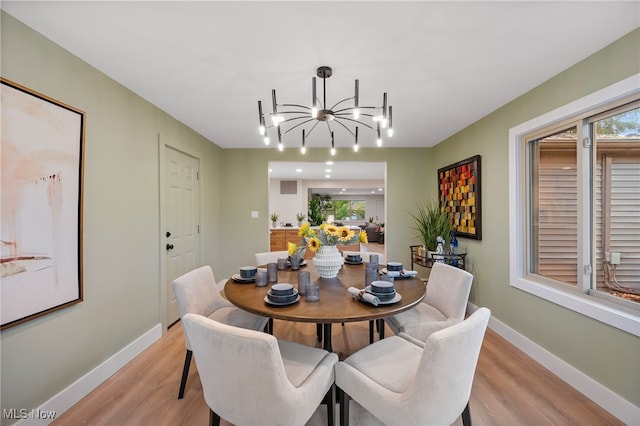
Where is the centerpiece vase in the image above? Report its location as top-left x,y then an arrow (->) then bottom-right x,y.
313,245 -> 344,279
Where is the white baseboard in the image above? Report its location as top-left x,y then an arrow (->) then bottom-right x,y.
468,303 -> 639,425
16,323 -> 162,426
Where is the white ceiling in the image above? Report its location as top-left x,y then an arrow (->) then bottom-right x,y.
3,1 -> 639,154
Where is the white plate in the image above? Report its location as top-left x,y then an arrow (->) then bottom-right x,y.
287,260 -> 308,267
232,273 -> 254,283
364,286 -> 401,305
264,294 -> 300,306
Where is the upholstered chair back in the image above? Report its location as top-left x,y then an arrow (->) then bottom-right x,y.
425,262 -> 473,321
171,265 -> 229,350
182,313 -> 337,425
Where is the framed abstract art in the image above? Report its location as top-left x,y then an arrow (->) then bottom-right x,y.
437,155 -> 482,240
1,78 -> 85,330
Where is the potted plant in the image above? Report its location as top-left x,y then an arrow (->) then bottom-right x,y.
308,194 -> 331,225
270,213 -> 279,228
377,222 -> 385,244
409,202 -> 452,256
296,212 -> 306,226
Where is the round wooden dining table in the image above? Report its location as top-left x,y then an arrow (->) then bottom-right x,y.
224,261 -> 426,351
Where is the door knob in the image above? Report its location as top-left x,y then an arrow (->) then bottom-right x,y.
166,244 -> 174,250
166,231 -> 171,238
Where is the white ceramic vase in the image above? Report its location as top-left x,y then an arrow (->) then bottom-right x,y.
313,245 -> 344,279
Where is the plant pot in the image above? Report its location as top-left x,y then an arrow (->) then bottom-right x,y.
313,245 -> 344,279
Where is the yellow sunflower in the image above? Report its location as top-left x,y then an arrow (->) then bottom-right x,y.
298,222 -> 310,237
307,237 -> 321,253
338,227 -> 354,242
359,231 -> 368,244
287,242 -> 297,256
325,225 -> 339,236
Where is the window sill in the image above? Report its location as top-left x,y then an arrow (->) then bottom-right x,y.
511,277 -> 640,336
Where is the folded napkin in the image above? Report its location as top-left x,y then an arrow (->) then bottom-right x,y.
347,287 -> 380,306
384,270 -> 418,278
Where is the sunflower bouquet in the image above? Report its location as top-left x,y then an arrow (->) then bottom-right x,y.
298,222 -> 368,253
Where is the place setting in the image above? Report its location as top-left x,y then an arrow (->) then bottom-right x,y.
348,279 -> 402,306
344,253 -> 363,265
264,283 -> 300,306
232,266 -> 257,283
380,261 -> 418,279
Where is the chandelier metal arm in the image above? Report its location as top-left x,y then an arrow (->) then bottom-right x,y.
334,117 -> 376,131
281,117 -> 317,135
328,96 -> 355,111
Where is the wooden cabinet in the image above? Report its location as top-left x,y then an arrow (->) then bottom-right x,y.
270,229 -> 304,250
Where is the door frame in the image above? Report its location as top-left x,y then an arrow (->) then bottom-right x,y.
158,135 -> 203,332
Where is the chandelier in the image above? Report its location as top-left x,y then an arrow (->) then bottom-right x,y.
257,66 -> 393,154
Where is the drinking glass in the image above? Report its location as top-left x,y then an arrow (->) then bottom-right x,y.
297,271 -> 310,296
255,268 -> 268,287
267,262 -> 278,283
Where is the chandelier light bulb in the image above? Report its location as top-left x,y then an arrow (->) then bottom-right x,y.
264,136 -> 270,145
278,142 -> 284,151
381,118 -> 388,129
387,128 -> 394,137
301,146 -> 306,154
259,125 -> 265,135
377,138 -> 382,147
353,108 -> 360,119
311,107 -> 318,118
353,143 -> 359,152
331,148 -> 336,156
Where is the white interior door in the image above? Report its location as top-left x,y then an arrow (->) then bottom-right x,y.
165,146 -> 200,326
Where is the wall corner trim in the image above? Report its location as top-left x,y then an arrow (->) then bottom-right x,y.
468,303 -> 638,425
16,324 -> 163,425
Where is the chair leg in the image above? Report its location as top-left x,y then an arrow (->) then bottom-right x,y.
209,409 -> 221,426
461,401 -> 472,426
368,320 -> 374,344
178,349 -> 192,399
338,386 -> 350,426
378,319 -> 385,340
266,318 -> 274,334
326,384 -> 336,426
317,323 -> 323,342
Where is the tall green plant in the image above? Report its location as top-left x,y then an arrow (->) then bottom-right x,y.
409,202 -> 452,251
308,194 -> 331,225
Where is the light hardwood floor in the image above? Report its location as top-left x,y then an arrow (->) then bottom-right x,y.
52,317 -> 621,426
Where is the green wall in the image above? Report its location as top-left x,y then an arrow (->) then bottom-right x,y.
0,12 -> 224,422
1,9 -> 638,422
430,28 -> 640,406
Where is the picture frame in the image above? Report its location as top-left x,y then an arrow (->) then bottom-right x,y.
437,155 -> 481,240
1,78 -> 85,330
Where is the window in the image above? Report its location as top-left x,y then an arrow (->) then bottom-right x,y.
326,200 -> 365,222
509,74 -> 640,336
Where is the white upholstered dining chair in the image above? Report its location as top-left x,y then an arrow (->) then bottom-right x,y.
171,265 -> 268,399
336,307 -> 491,426
182,312 -> 339,426
384,262 -> 473,345
255,250 -> 289,266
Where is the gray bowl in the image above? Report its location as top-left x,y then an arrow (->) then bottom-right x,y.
371,280 -> 395,294
239,266 -> 257,279
270,283 -> 294,296
267,290 -> 298,304
386,262 -> 403,272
